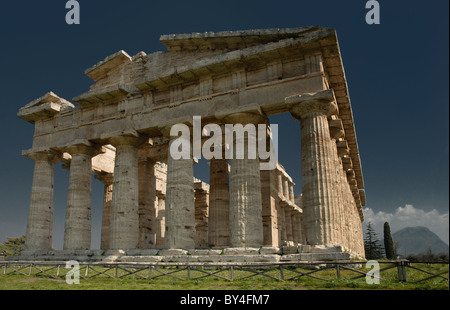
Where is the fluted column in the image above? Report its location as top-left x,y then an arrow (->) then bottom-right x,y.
155,193 -> 166,248
95,172 -> 113,250
285,206 -> 294,242
24,150 -> 60,251
109,134 -> 142,250
289,183 -> 295,203
291,211 -> 301,244
225,112 -> 265,247
261,168 -> 279,246
163,126 -> 195,249
208,158 -> 230,247
288,90 -> 341,246
194,182 -> 209,248
63,142 -> 100,250
138,156 -> 158,249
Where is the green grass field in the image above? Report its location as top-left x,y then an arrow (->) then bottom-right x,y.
0,262 -> 448,290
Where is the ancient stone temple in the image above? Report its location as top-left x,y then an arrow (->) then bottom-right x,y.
16,26 -> 366,262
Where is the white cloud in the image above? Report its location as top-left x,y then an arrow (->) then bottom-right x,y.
363,205 -> 449,245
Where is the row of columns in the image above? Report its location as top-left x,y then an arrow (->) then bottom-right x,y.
24,93 -> 364,256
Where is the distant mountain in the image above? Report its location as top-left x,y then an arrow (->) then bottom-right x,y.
392,226 -> 449,256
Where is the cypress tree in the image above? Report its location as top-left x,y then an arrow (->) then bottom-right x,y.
383,222 -> 395,259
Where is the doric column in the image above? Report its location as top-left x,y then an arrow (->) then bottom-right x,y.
283,178 -> 290,201
194,181 -> 209,248
291,211 -> 301,244
24,150 -> 60,251
288,90 -> 341,246
108,133 -> 143,250
63,142 -> 101,250
95,172 -> 113,250
261,168 -> 279,246
275,170 -> 286,244
208,158 -> 230,247
162,126 -> 195,249
155,193 -> 166,248
225,112 -> 265,247
289,182 -> 295,203
138,154 -> 158,249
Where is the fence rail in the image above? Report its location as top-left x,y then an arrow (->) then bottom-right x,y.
1,260 -> 448,284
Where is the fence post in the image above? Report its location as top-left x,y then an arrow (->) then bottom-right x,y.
402,262 -> 407,282
397,261 -> 407,282
279,265 -> 284,281
336,264 -> 341,280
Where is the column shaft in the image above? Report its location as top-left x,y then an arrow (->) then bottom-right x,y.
208,158 -> 230,247
96,173 -> 113,251
138,159 -> 158,249
25,152 -> 58,250
229,155 -> 263,247
64,149 -> 94,250
224,112 -> 266,248
110,137 -> 140,250
165,137 -> 195,249
300,114 -> 340,245
289,93 -> 340,247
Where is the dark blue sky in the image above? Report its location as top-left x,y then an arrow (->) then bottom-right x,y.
0,0 -> 448,248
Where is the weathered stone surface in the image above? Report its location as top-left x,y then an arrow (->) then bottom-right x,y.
208,158 -> 230,247
108,135 -> 143,250
159,249 -> 188,256
188,249 -> 222,255
17,27 -> 366,260
282,246 -> 299,254
223,247 -> 260,255
259,246 -> 282,255
23,151 -> 60,251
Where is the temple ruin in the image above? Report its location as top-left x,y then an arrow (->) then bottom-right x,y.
15,26 -> 366,262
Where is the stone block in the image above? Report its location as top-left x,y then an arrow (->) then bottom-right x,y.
299,252 -> 351,261
259,246 -> 282,254
117,255 -> 163,263
105,250 -> 126,256
280,254 -> 302,261
126,249 -> 159,256
223,247 -> 260,255
187,249 -> 222,255
298,245 -> 312,253
160,255 -> 199,262
159,249 -> 188,256
309,245 -> 345,253
281,246 -> 299,254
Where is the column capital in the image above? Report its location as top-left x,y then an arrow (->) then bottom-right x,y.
216,104 -> 268,125
286,89 -> 338,120
22,148 -> 61,163
95,172 -> 114,186
159,117 -> 193,139
102,129 -> 148,147
61,139 -> 104,157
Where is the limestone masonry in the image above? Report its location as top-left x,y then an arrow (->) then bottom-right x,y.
16,26 -> 366,262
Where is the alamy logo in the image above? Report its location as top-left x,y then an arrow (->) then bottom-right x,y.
169,116 -> 278,170
365,260 -> 381,284
365,0 -> 381,25
65,260 -> 80,285
65,0 -> 80,25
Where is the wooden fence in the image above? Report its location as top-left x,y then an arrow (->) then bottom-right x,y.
1,260 -> 448,284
